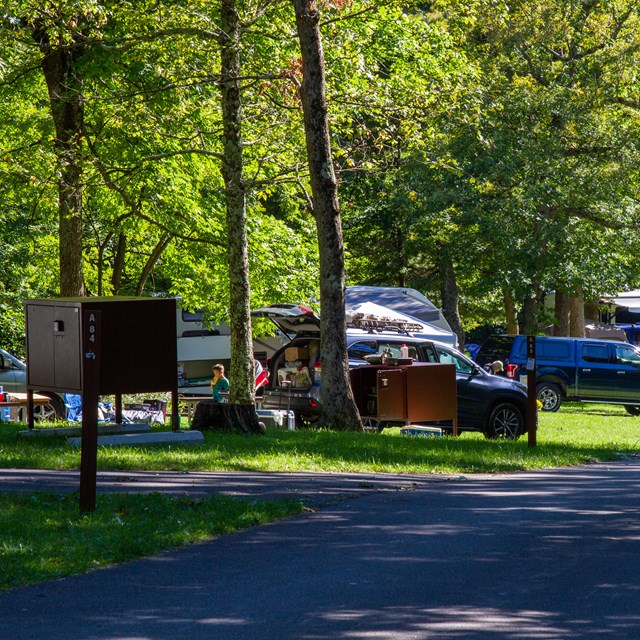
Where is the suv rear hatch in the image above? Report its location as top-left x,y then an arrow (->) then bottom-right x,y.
250,304 -> 320,338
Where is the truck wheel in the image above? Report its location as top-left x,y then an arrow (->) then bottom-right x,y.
624,405 -> 640,416
485,402 -> 524,440
536,382 -> 562,412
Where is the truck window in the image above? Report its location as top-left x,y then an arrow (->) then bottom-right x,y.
581,344 -> 610,363
478,336 -> 515,362
615,345 -> 640,368
516,339 -> 572,360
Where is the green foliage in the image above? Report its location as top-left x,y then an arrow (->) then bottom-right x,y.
0,0 -> 318,326
437,0 -> 640,303
340,0 -> 640,331
1,0 -> 640,338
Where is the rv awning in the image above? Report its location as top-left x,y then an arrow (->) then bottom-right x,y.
606,290 -> 640,313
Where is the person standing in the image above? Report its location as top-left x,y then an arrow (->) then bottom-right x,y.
490,360 -> 506,377
210,364 -> 230,403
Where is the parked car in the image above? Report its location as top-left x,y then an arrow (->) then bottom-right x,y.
250,305 -> 529,438
475,334 -> 640,414
0,347 -> 65,420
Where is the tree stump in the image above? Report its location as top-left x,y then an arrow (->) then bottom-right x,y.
191,400 -> 265,434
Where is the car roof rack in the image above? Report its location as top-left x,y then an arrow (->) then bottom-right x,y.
347,315 -> 423,335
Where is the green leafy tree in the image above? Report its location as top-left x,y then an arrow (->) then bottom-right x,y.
291,0 -> 361,431
437,0 -> 640,331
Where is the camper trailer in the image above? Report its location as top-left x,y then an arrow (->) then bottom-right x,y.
600,290 -> 640,346
176,308 -> 279,395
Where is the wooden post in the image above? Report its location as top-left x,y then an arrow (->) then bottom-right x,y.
171,388 -> 180,431
27,389 -> 34,430
115,394 -> 123,425
80,310 -> 101,513
526,335 -> 537,448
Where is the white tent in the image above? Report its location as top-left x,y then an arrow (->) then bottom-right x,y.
607,290 -> 640,313
346,286 -> 453,332
345,301 -> 457,347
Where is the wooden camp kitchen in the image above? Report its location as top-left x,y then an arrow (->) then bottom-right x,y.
350,362 -> 458,432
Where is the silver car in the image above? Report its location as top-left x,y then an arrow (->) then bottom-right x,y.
0,347 -> 64,420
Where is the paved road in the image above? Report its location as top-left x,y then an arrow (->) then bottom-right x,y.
0,467 -> 454,506
2,458 -> 640,639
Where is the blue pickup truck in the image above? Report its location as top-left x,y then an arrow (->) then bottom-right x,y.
475,335 -> 640,414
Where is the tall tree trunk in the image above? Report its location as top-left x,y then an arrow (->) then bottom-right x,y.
554,288 -> 571,336
522,282 -> 541,335
292,0 -> 361,431
111,233 -> 127,294
584,297 -> 599,322
503,287 -> 519,334
439,253 -> 464,347
521,218 -> 547,336
569,288 -> 585,337
220,0 -> 260,426
36,29 -> 86,297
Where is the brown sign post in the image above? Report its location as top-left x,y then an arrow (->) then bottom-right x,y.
80,310 -> 101,512
526,335 -> 537,448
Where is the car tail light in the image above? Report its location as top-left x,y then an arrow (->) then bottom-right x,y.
506,363 -> 519,379
308,398 -> 318,408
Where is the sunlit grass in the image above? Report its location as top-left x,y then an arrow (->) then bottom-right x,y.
1,403 -> 639,475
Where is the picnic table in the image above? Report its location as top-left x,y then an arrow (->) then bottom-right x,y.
0,392 -> 54,422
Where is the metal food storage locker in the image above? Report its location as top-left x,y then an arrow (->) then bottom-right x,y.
25,297 -> 179,511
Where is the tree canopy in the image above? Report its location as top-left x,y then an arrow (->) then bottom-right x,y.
2,0 -> 640,357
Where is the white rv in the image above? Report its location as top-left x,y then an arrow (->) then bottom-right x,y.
176,308 -> 279,396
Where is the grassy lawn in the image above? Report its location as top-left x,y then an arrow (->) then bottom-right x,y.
1,403 -> 639,592
1,403 -> 639,474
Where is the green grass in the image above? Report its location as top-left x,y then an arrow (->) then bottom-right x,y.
0,491 -> 303,592
2,403 -> 639,592
1,403 -> 639,474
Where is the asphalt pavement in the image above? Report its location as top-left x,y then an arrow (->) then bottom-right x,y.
2,458 -> 640,639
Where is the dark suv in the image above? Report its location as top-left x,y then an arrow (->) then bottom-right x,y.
475,334 -> 640,413
251,305 -> 529,438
